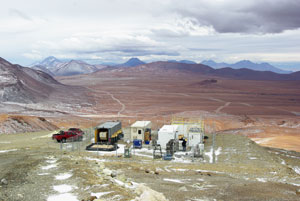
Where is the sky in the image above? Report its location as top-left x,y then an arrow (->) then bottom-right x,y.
0,0 -> 300,70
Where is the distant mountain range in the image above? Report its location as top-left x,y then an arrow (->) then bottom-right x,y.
32,56 -> 106,76
31,56 -> 293,76
201,60 -> 292,74
1,56 -> 300,105
99,61 -> 300,81
168,60 -> 197,64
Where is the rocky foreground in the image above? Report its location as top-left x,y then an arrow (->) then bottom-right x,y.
0,130 -> 300,201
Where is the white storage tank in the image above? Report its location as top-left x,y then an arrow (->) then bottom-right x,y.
157,125 -> 179,149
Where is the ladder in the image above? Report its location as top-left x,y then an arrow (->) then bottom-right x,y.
153,144 -> 162,159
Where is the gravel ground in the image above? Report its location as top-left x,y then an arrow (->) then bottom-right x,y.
0,131 -> 300,201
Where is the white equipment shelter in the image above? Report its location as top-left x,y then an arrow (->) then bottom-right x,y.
157,125 -> 179,149
130,121 -> 152,141
188,127 -> 203,147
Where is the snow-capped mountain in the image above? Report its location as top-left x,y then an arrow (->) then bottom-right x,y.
32,56 -> 106,76
53,60 -> 99,76
31,56 -> 62,69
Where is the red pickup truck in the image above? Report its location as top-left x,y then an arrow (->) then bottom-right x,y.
68,128 -> 84,135
52,130 -> 83,143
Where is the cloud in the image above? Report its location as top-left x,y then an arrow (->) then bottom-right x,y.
9,9 -> 32,21
188,48 -> 223,52
172,0 -> 300,34
1,0 -> 300,68
25,32 -> 181,60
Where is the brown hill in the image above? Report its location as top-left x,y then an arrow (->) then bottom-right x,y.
102,61 -> 300,81
0,114 -> 58,134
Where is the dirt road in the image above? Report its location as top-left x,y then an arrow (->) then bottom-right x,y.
87,87 -> 126,116
215,102 -> 231,113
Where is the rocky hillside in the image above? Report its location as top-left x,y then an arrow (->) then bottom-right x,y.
0,57 -> 61,103
0,115 -> 58,134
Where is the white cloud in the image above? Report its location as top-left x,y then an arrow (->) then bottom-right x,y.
0,0 -> 299,70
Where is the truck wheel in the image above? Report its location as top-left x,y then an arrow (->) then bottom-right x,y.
62,138 -> 66,143
57,139 -> 61,143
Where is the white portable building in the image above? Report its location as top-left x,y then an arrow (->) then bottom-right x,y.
130,121 -> 152,142
188,127 -> 203,147
157,125 -> 179,149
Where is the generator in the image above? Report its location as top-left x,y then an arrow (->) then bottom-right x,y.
86,121 -> 123,151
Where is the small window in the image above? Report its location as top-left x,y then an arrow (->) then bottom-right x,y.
138,130 -> 142,134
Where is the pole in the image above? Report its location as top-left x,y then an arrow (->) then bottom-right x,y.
116,143 -> 118,157
212,122 -> 216,163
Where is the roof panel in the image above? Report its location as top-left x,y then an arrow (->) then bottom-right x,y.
131,121 -> 151,128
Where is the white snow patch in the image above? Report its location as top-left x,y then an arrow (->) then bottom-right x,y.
134,148 -> 154,154
256,178 -> 267,182
85,157 -> 106,162
163,178 -> 184,183
134,153 -> 153,158
41,164 -> 57,170
0,141 -> 11,144
205,148 -> 213,163
195,169 -> 225,174
47,193 -> 78,201
164,167 -> 171,172
205,147 -> 222,163
55,173 -> 73,180
155,167 -> 164,172
114,179 -> 125,186
172,168 -> 188,172
215,147 -> 222,157
113,179 -> 139,189
46,159 -> 57,164
99,184 -> 110,188
293,167 -> 300,175
252,138 -> 272,144
89,144 -> 126,156
249,157 -> 257,160
172,157 -> 192,164
38,173 -> 50,176
0,149 -> 17,153
53,184 -> 73,193
91,192 -> 113,197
